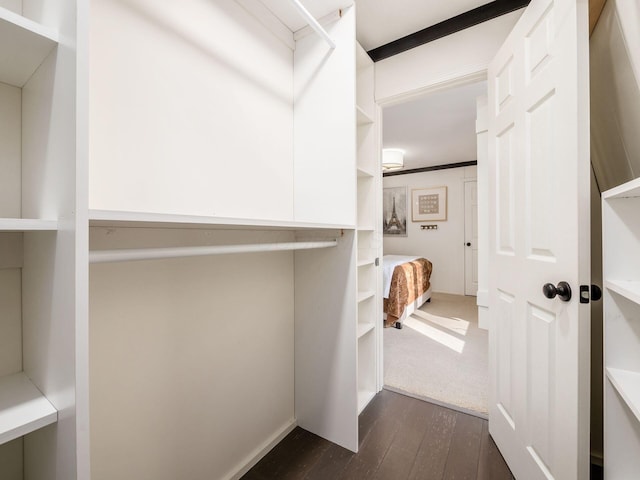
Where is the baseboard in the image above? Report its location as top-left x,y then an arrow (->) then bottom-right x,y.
478,305 -> 490,331
476,289 -> 489,307
383,385 -> 488,420
226,418 -> 297,480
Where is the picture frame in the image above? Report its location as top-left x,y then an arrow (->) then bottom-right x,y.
411,186 -> 447,222
383,186 -> 408,236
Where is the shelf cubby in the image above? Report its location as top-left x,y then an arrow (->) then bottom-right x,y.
607,367 -> 640,423
357,329 -> 376,414
0,372 -> 57,445
0,7 -> 58,87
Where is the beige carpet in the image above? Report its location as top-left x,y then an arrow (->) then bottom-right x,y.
384,292 -> 488,416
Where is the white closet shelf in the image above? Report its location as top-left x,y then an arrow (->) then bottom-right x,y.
0,6 -> 58,87
357,389 -> 375,414
357,258 -> 375,267
602,177 -> 640,199
605,280 -> 640,305
0,372 -> 57,446
89,210 -> 354,231
0,218 -> 58,231
356,105 -> 374,125
357,323 -> 374,339
606,368 -> 640,424
357,291 -> 375,303
357,166 -> 376,178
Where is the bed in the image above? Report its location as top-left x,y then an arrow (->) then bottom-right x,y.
383,255 -> 433,328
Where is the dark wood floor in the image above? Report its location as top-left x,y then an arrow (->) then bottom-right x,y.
242,389 -> 514,480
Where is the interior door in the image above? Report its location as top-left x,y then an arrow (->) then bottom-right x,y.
464,180 -> 479,296
487,0 -> 591,478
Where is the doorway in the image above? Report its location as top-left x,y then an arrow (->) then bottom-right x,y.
381,80 -> 489,417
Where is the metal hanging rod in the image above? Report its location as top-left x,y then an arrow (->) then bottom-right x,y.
288,0 -> 336,49
89,239 -> 338,264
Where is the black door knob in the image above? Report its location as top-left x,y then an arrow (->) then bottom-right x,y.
591,284 -> 602,302
543,282 -> 572,301
466,242 -> 471,247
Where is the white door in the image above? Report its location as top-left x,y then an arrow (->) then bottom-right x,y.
465,180 -> 479,296
487,0 -> 591,478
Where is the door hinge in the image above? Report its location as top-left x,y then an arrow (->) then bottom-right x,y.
375,257 -> 380,266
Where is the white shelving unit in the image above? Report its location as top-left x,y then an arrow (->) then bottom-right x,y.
603,177 -> 640,479
0,0 -> 79,478
355,41 -> 382,415
1,1 -> 383,478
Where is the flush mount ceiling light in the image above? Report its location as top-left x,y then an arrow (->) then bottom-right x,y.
382,148 -> 404,171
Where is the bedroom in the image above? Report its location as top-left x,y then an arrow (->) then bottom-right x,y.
380,80 -> 488,417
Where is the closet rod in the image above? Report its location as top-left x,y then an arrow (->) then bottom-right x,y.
289,0 -> 336,49
89,239 -> 338,264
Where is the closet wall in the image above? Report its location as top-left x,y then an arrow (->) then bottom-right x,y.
89,0 -> 294,220
89,228 -> 297,480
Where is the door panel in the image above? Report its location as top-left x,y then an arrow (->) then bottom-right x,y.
487,0 -> 590,478
525,90 -> 556,260
496,126 -> 516,255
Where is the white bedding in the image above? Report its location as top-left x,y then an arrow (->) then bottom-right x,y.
382,255 -> 419,298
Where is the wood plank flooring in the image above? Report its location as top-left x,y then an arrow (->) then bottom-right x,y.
242,389 -> 513,480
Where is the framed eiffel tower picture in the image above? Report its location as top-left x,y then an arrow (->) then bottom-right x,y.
383,186 -> 408,236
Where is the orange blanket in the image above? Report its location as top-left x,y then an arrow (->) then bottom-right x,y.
383,258 -> 432,327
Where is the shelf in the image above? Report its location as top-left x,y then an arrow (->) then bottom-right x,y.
602,177 -> 640,199
89,210 -> 354,231
357,322 -> 374,339
357,166 -> 376,178
0,7 -> 59,87
357,389 -> 376,414
606,280 -> 640,305
357,258 -> 375,267
357,290 -> 375,303
606,368 -> 640,424
0,218 -> 58,231
356,105 -> 374,125
0,372 -> 57,445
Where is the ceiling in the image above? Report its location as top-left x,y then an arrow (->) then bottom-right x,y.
355,0 -> 494,51
354,0 -> 496,171
382,81 -> 487,171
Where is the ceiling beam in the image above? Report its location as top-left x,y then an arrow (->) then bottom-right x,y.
383,161 -> 478,177
367,0 -> 530,62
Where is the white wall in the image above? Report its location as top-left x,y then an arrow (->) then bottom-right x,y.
89,0 -> 294,221
89,227 -> 296,480
375,10 -> 523,104
383,165 -> 477,295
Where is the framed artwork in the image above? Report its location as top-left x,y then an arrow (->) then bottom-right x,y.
411,186 -> 447,222
383,186 -> 407,236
